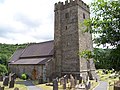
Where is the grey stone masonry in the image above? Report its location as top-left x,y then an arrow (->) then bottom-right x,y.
54,0 -> 96,79
54,0 -> 89,13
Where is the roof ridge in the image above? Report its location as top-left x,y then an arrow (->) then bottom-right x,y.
28,40 -> 54,45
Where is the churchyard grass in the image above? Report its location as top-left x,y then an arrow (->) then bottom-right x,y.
0,78 -> 27,90
97,69 -> 119,90
89,80 -> 98,90
34,69 -> 120,90
34,79 -> 98,90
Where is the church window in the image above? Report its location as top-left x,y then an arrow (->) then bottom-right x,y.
65,13 -> 69,18
83,13 -> 85,19
65,26 -> 67,30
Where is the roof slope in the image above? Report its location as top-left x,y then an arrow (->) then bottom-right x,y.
8,48 -> 24,63
10,57 -> 51,64
20,40 -> 54,58
9,40 -> 54,65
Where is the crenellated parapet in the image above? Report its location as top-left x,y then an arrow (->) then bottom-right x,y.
54,0 -> 89,12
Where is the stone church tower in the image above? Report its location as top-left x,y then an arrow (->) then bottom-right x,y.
54,0 -> 96,79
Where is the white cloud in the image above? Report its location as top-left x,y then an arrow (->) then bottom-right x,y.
0,0 -> 92,44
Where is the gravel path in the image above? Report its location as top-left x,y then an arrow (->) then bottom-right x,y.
24,80 -> 42,90
94,81 -> 108,90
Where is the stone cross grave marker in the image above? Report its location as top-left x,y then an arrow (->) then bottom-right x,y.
3,76 -> 9,86
53,79 -> 58,90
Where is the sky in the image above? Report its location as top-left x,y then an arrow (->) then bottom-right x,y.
0,0 -> 92,44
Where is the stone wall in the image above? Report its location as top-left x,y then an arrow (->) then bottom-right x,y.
9,64 -> 46,80
46,58 -> 56,80
54,0 -> 96,78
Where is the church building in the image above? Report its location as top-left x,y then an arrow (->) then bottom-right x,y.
9,0 -> 96,82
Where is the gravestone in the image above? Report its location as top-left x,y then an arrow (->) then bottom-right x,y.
38,76 -> 43,84
53,79 -> 58,90
14,87 -> 19,90
70,74 -> 75,89
47,78 -> 50,83
9,80 -> 15,88
3,76 -> 9,86
0,76 -> 3,81
0,86 -> 4,90
82,75 -> 87,84
114,81 -> 120,90
74,76 -> 77,86
64,75 -> 68,83
79,75 -> 82,84
9,73 -> 16,82
63,77 -> 66,89
11,73 -> 16,80
78,84 -> 86,89
86,81 -> 91,89
60,77 -> 64,85
9,73 -> 12,82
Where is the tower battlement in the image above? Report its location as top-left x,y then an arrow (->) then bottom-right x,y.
54,0 -> 89,12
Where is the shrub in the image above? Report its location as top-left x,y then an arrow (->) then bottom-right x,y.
21,73 -> 27,80
0,64 -> 8,75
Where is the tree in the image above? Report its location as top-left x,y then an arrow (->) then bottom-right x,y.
82,0 -> 120,70
0,54 -> 8,66
85,0 -> 120,47
0,64 -> 8,75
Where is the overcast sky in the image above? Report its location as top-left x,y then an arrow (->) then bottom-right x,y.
0,0 -> 92,44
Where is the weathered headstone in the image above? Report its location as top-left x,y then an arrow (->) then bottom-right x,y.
86,81 -> 91,89
3,76 -> 9,86
38,77 -> 43,84
53,79 -> 58,90
70,74 -> 75,89
9,80 -> 15,88
78,84 -> 86,89
0,76 -> 3,81
79,75 -> 82,84
14,87 -> 19,90
0,86 -> 4,90
60,77 -> 64,85
82,75 -> 87,84
11,73 -> 16,80
64,75 -> 68,83
88,81 -> 91,89
47,78 -> 50,83
63,77 -> 66,89
74,76 -> 77,86
9,73 -> 12,82
9,73 -> 16,82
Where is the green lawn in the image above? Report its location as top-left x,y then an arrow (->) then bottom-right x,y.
34,69 -> 120,90
0,78 -> 27,90
2,69 -> 116,90
33,78 -> 98,90
97,69 -> 119,90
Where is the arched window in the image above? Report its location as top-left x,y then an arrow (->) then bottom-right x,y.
83,13 -> 85,19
